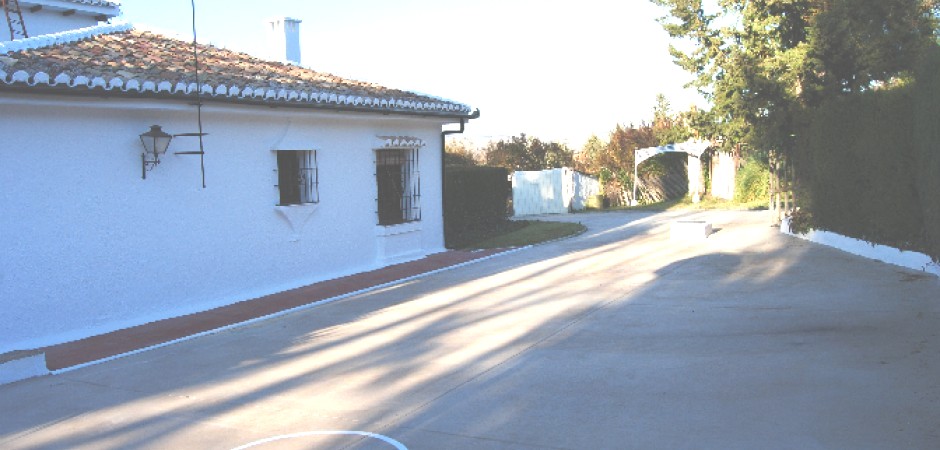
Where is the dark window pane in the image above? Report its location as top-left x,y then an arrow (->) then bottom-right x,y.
377,163 -> 404,225
277,151 -> 301,205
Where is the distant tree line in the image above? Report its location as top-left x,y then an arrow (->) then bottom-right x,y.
483,134 -> 574,171
446,135 -> 575,171
445,94 -> 705,206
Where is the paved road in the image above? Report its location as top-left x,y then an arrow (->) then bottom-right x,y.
2,210 -> 939,449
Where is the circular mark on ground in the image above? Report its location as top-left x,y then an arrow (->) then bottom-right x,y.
230,430 -> 407,450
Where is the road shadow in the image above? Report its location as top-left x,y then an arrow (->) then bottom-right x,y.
2,210 -> 938,449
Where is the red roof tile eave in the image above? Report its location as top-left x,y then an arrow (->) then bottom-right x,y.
0,82 -> 480,119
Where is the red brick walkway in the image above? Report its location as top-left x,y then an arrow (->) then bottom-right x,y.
41,249 -> 508,371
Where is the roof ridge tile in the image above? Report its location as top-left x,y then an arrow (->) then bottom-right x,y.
54,0 -> 121,6
0,21 -> 132,54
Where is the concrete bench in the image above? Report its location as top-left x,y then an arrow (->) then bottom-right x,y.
671,220 -> 713,240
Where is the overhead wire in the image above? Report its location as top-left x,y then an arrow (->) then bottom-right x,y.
191,0 -> 206,188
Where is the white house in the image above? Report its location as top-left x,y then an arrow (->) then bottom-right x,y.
2,0 -> 120,39
0,1 -> 478,355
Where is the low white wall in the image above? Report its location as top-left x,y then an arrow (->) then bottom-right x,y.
781,218 -> 940,278
513,169 -> 565,216
512,168 -> 599,216
569,171 -> 601,211
0,95 -> 449,353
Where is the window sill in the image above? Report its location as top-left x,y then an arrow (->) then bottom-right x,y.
375,221 -> 421,237
275,203 -> 318,240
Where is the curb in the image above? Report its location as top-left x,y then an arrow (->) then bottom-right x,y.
0,248 -> 524,386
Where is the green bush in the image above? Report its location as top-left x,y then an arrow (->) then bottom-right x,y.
444,166 -> 512,248
734,158 -> 770,203
794,47 -> 939,261
586,194 -> 606,209
804,86 -> 923,249
914,44 -> 940,261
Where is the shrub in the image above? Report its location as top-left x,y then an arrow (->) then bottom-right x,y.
444,166 -> 512,248
734,157 -> 770,203
804,86 -> 923,249
914,44 -> 940,260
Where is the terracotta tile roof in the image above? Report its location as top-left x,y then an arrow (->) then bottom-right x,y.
0,23 -> 473,116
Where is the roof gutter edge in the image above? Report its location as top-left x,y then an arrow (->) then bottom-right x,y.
0,84 -> 480,119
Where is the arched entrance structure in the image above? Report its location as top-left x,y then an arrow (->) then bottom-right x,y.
633,140 -> 712,205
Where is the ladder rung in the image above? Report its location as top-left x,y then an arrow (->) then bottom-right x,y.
4,0 -> 29,39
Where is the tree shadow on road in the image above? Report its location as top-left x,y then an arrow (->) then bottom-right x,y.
2,210 -> 938,449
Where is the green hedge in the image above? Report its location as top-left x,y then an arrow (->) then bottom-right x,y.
796,44 -> 940,260
444,166 -> 512,248
734,157 -> 770,203
913,45 -> 940,262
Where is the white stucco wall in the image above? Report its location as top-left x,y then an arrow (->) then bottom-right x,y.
0,94 -> 450,353
512,168 -> 599,216
14,1 -> 117,38
513,169 -> 564,216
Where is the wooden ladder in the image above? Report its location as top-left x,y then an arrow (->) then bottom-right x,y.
2,0 -> 28,40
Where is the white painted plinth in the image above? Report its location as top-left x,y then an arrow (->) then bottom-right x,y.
781,218 -> 940,279
0,352 -> 48,385
671,220 -> 712,240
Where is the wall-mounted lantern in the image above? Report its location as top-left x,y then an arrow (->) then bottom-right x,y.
139,125 -> 173,179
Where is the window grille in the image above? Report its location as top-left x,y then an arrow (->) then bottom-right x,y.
275,150 -> 319,205
375,148 -> 420,225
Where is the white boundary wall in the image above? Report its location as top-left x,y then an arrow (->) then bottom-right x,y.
512,168 -> 599,216
0,94 -> 451,353
781,218 -> 940,278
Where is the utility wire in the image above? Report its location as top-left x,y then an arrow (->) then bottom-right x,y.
191,0 -> 206,188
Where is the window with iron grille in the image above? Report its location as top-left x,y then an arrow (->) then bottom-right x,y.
275,150 -> 319,205
376,148 -> 420,225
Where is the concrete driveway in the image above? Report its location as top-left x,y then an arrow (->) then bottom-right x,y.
2,210 -> 938,449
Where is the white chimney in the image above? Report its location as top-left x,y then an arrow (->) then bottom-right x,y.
265,17 -> 302,65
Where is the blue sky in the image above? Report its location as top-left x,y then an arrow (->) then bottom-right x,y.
119,0 -> 703,148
